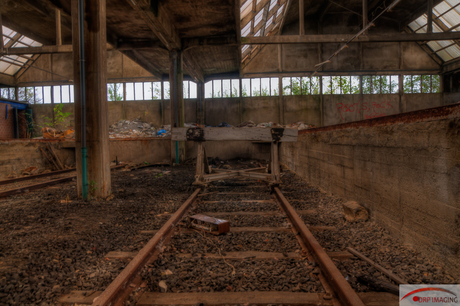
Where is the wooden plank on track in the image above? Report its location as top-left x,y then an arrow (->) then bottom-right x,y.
138,292 -> 327,305
201,200 -> 275,204
58,291 -> 399,306
177,251 -> 302,260
140,225 -> 334,235
172,127 -> 298,142
202,210 -> 316,216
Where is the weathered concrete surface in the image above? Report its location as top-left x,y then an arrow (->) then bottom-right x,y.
109,138 -> 170,165
0,140 -> 75,179
280,105 -> 460,276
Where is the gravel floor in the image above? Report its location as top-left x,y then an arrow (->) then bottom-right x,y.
142,256 -> 323,293
195,200 -> 280,213
169,232 -> 300,254
0,162 -> 457,306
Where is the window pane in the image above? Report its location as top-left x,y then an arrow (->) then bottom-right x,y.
282,77 -> 291,95
9,88 -> 15,100
213,80 -> 222,98
53,86 -> 61,103
251,78 -> 260,96
292,77 -> 301,95
412,75 -> 421,93
163,82 -> 170,99
183,81 -> 189,99
43,86 -> 52,104
135,82 -> 143,100
107,83 -> 114,101
35,87 -> 43,104
381,76 -> 390,94
330,76 -> 340,94
205,81 -> 212,98
190,82 -> 197,99
222,80 -> 231,98
18,87 -> 25,101
26,87 -> 34,103
62,85 -> 70,103
261,78 -> 270,96
371,76 -> 380,94
1,88 -> 9,99
301,77 -> 310,95
153,82 -> 161,99
270,78 -> 278,96
421,75 -> 431,93
311,77 -> 320,94
241,78 -> 250,97
432,75 -> 440,93
390,75 -> 399,94
231,79 -> 240,97
351,76 -> 360,94
362,76 -> 371,94
403,75 -> 412,93
126,83 -> 135,100
340,76 -> 351,94
322,77 -> 331,94
144,82 -> 153,100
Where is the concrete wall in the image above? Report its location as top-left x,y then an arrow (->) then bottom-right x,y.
243,19 -> 440,75
17,50 -> 154,85
280,104 -> 460,276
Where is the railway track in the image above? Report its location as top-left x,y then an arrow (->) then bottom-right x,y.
0,165 -> 125,199
58,179 -> 398,306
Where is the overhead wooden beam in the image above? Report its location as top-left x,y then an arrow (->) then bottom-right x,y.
299,0 -> 304,35
241,32 -> 460,44
362,0 -> 368,32
56,8 -> 62,46
1,17 -> 53,45
0,9 -> 3,55
427,0 -> 433,33
183,53 -> 204,82
125,0 -> 180,50
182,36 -> 238,50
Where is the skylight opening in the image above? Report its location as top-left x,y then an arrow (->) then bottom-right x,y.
254,9 -> 264,28
1,26 -> 43,76
269,0 -> 277,12
408,0 -> 460,62
241,21 -> 252,37
241,0 -> 253,20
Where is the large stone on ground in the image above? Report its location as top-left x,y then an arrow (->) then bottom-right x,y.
343,201 -> 368,222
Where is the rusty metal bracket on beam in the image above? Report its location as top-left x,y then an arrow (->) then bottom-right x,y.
273,187 -> 365,306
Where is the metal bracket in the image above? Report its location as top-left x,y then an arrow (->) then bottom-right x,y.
186,128 -> 205,141
271,128 -> 284,142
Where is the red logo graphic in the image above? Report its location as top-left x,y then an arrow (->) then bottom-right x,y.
401,287 -> 457,302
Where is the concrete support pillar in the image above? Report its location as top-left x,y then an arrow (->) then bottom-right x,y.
72,0 -> 111,198
197,82 -> 205,126
278,76 -> 284,125
169,50 -> 185,164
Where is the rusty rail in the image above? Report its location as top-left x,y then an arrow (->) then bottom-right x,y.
92,188 -> 201,306
0,164 -> 125,199
0,168 -> 76,186
273,187 -> 365,306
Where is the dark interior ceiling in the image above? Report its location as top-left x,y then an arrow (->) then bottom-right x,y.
0,0 -> 451,81
1,0 -> 239,81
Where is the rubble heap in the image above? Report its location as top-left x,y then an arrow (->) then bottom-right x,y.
109,118 -> 166,138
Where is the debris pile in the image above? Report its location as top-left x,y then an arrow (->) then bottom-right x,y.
109,118 -> 158,138
42,127 -> 75,139
224,120 -> 315,130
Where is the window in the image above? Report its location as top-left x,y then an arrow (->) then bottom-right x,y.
361,75 -> 400,94
270,78 -> 278,96
403,75 -> 440,93
251,78 -> 260,96
241,78 -> 250,97
205,81 -> 212,98
153,82 -> 161,100
222,80 -> 231,98
213,80 -> 222,98
231,79 -> 240,97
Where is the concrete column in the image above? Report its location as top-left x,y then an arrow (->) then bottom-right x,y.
197,82 -> 205,125
278,76 -> 284,124
72,0 -> 111,198
169,50 -> 185,164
